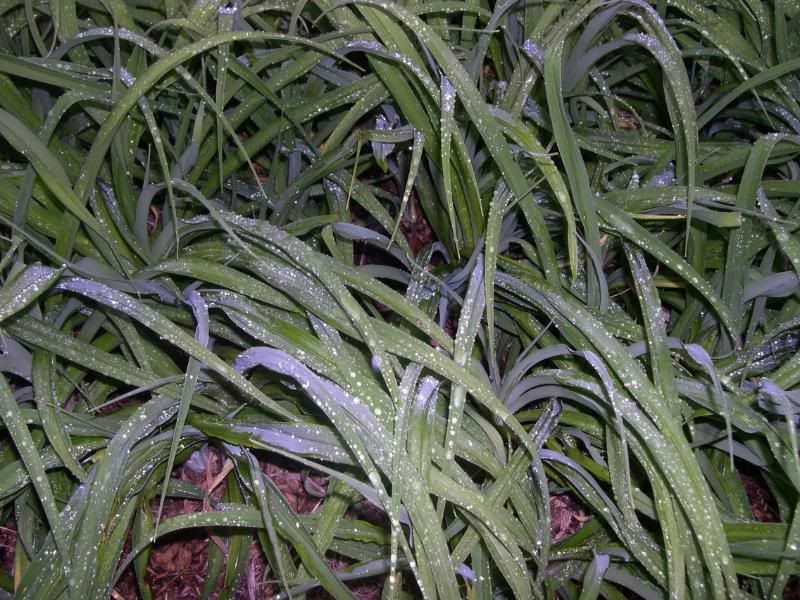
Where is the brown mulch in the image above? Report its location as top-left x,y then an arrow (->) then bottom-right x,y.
110,445 -> 384,600
786,579 -> 800,600
113,444 -> 219,600
237,541 -> 271,599
261,455 -> 328,516
0,518 -> 16,580
739,471 -> 779,523
550,493 -> 589,542
737,471 -> 800,599
398,194 -> 434,255
144,533 -> 210,599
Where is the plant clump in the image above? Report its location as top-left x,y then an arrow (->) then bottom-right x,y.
0,0 -> 799,598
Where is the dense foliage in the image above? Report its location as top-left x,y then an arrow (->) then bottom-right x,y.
0,0 -> 799,597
